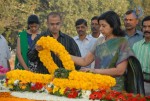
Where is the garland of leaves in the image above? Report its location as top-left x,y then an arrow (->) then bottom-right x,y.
36,36 -> 75,74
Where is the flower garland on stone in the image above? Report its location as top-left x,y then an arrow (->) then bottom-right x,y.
36,36 -> 75,74
6,70 -> 53,84
4,70 -> 149,100
5,70 -> 53,92
53,71 -> 116,90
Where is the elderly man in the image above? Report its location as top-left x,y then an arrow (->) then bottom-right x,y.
124,10 -> 143,47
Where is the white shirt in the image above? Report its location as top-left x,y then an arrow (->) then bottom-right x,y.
73,35 -> 92,68
0,35 -> 11,68
73,35 -> 92,57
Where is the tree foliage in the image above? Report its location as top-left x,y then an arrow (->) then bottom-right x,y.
0,0 -> 149,49
40,0 -> 129,36
0,0 -> 40,48
129,0 -> 150,17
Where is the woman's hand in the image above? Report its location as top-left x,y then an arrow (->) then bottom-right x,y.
24,66 -> 30,71
80,67 -> 94,73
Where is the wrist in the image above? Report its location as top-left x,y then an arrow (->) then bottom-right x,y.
24,66 -> 29,70
91,69 -> 95,73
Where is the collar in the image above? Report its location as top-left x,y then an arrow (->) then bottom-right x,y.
46,29 -> 64,38
89,33 -> 103,38
136,30 -> 143,35
142,39 -> 150,45
74,35 -> 91,41
59,31 -> 65,37
125,30 -> 143,37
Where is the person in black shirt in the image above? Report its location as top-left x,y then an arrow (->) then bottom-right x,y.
28,12 -> 81,74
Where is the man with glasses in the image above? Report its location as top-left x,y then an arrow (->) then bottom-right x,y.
28,12 -> 81,74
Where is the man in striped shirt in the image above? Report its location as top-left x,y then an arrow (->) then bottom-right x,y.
132,16 -> 150,95
28,12 -> 81,74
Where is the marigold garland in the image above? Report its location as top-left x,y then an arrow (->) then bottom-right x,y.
53,70 -> 116,90
36,36 -> 75,74
6,70 -> 53,84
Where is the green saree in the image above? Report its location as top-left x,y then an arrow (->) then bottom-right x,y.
91,37 -> 145,95
15,30 -> 29,70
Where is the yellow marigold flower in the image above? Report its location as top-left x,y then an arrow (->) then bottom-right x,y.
53,86 -> 59,93
45,86 -> 53,93
20,81 -> 28,85
20,85 -> 26,90
6,70 -> 53,84
36,36 -> 75,74
8,85 -> 13,89
52,71 -> 116,90
3,83 -> 7,87
8,79 -> 15,85
59,87 -> 65,95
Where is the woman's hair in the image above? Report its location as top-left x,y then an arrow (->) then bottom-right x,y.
98,11 -> 125,37
27,14 -> 40,25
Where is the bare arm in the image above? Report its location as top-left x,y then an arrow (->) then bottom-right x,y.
71,52 -> 94,67
80,60 -> 128,77
16,38 -> 29,70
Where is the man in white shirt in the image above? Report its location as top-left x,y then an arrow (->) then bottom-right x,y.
0,34 -> 11,79
73,19 -> 92,68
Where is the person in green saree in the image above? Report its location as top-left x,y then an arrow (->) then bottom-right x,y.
15,15 -> 40,71
71,11 -> 145,95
